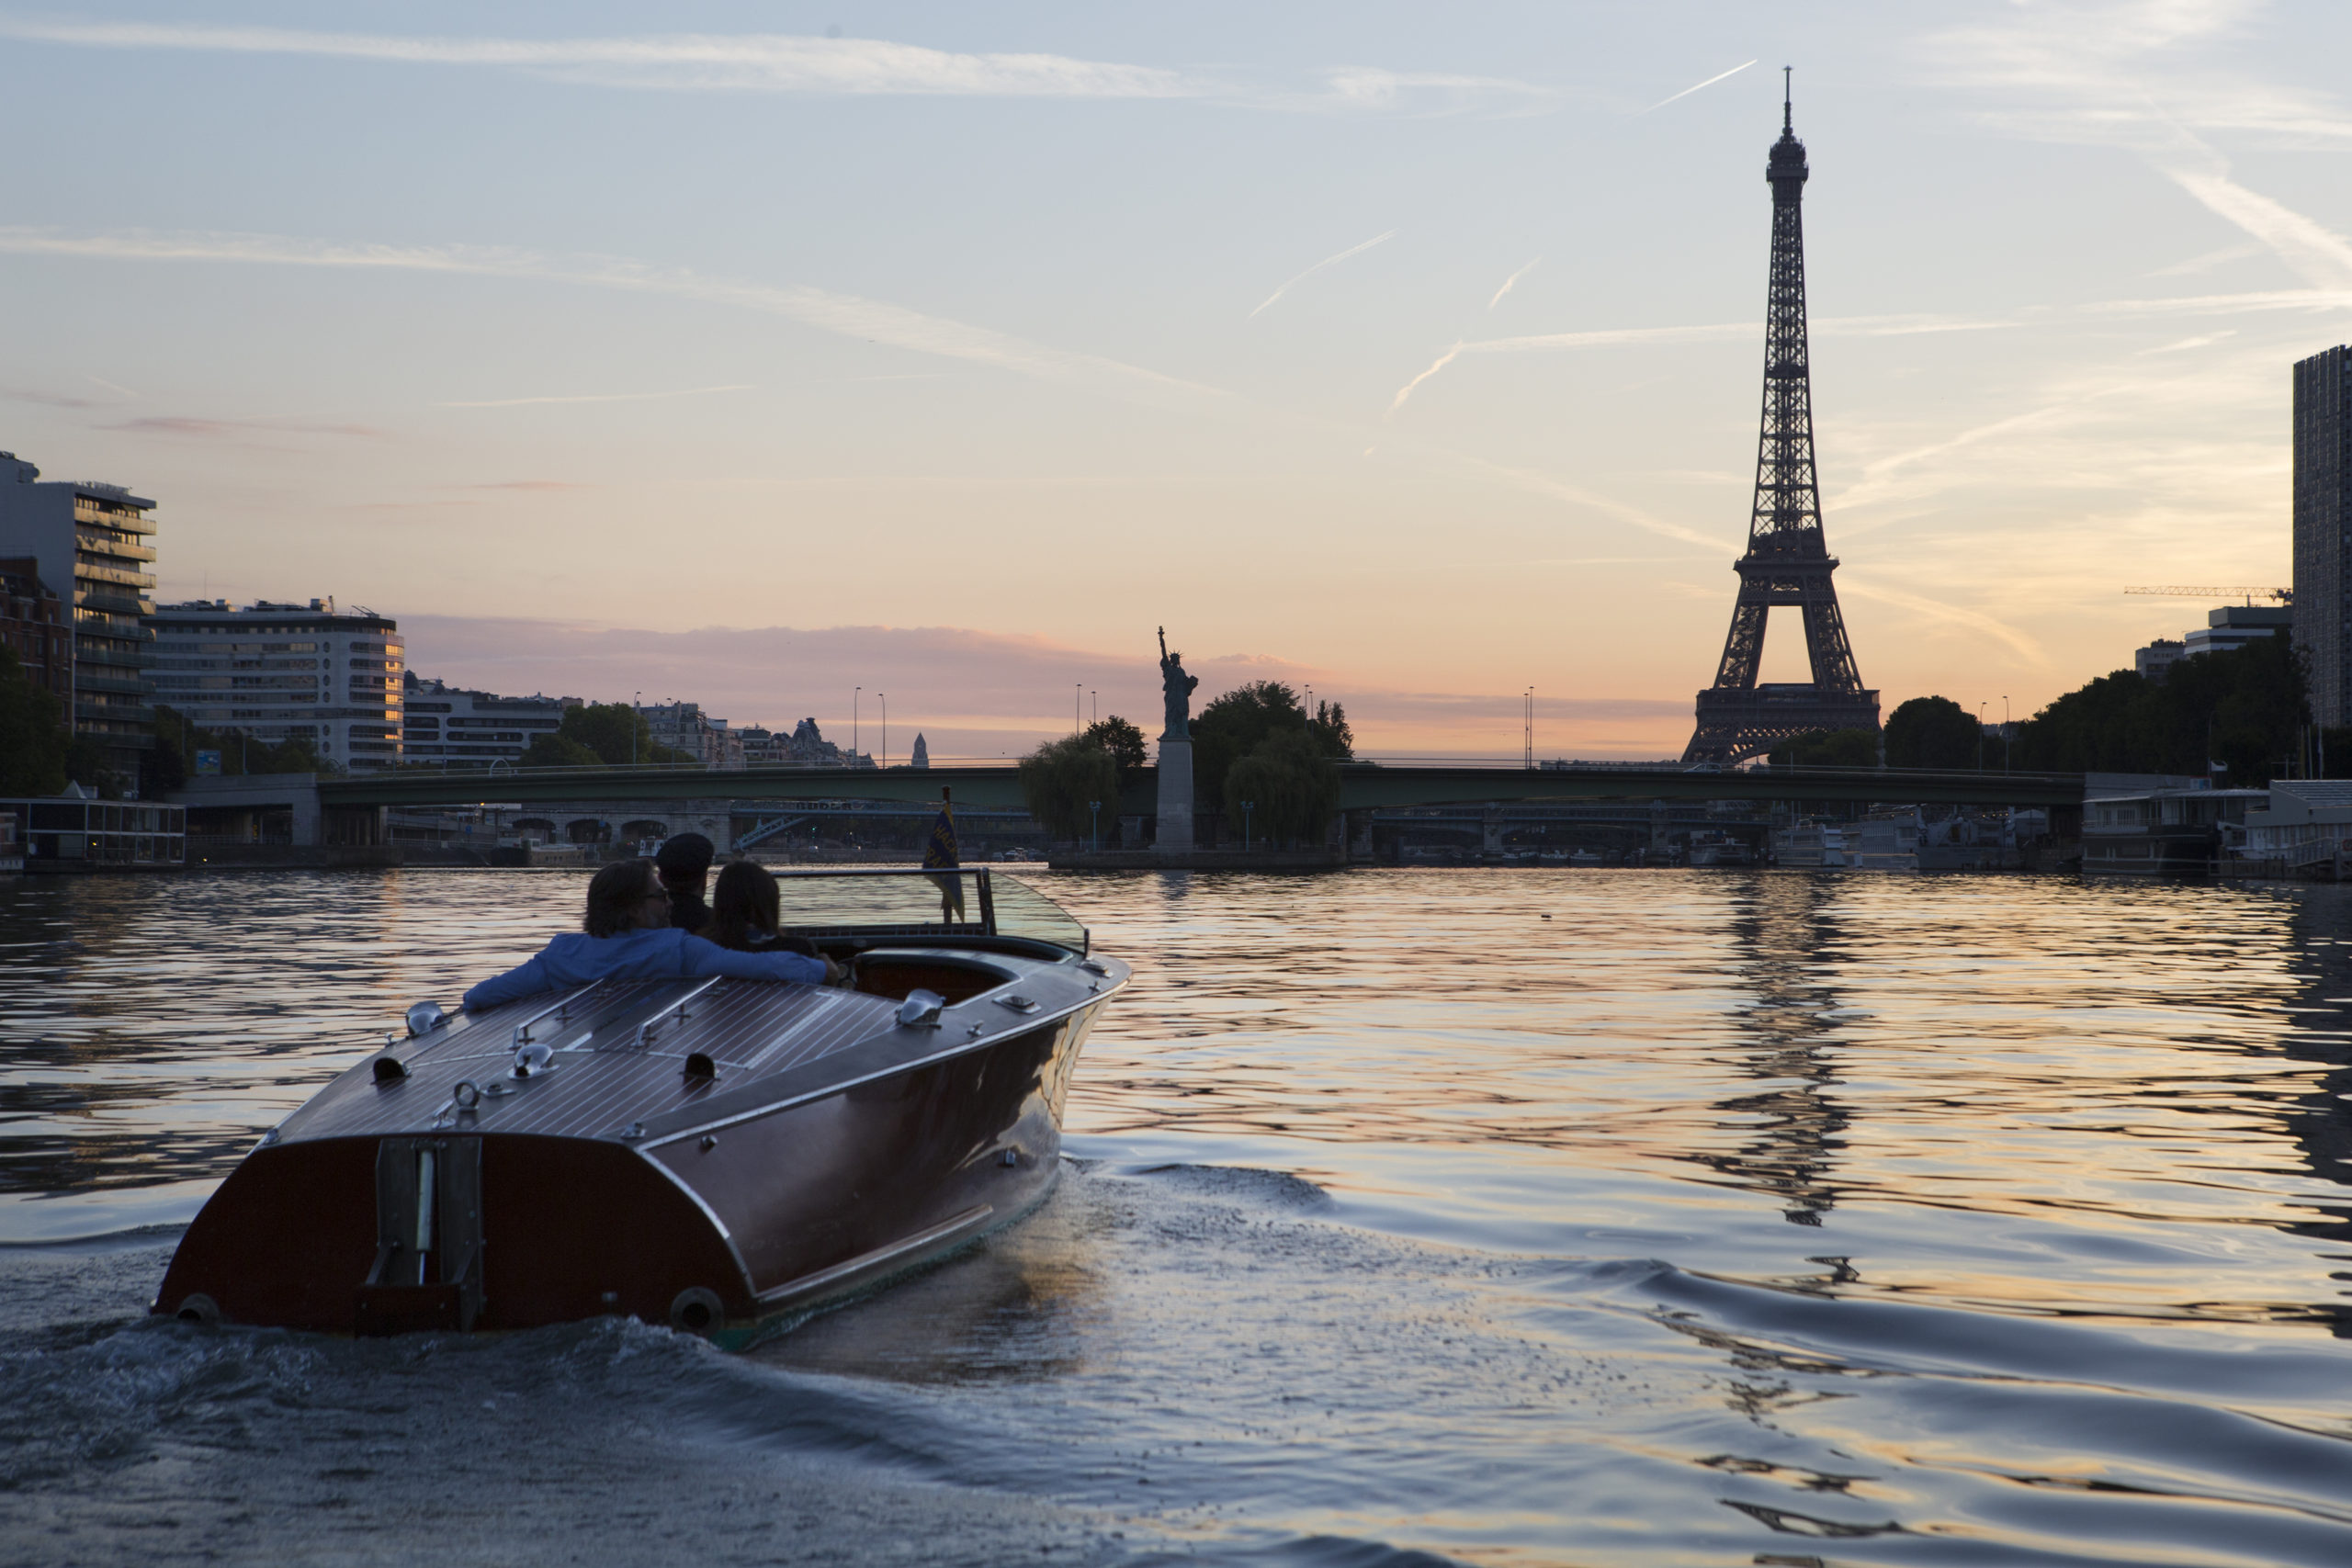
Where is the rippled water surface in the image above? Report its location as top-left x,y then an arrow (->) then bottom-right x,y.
5,867 -> 2352,1565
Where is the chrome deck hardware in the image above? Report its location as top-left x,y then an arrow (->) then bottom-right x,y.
511,983 -> 602,1050
630,976 -> 723,1049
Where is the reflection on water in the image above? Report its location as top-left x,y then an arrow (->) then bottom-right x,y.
1705,873 -> 1852,1226
5,867 -> 2352,1565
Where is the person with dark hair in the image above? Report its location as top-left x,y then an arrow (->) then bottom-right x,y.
707,862 -> 840,978
655,831 -> 718,932
459,857 -> 828,1011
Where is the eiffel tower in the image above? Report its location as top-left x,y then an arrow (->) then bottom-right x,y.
1682,75 -> 1879,766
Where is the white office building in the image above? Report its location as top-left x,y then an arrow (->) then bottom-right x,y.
401,673 -> 569,764
2183,604 -> 2291,658
147,599 -> 404,772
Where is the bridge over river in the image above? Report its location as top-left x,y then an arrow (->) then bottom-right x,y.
164,762 -> 2083,863
318,761 -> 2085,815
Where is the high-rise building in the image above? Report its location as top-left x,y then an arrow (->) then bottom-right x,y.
147,599 -> 405,772
2295,345 -> 2351,728
0,451 -> 160,780
401,672 -> 570,765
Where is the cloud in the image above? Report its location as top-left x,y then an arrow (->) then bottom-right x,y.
2140,330 -> 2237,353
1928,2 -> 2352,290
1304,68 -> 1553,116
1838,574 -> 2048,666
439,383 -> 755,408
1644,60 -> 1755,114
1385,312 -> 2018,410
1928,1 -> 2352,150
1827,404 -> 2074,514
1387,343 -> 1464,412
2144,241 -> 2261,276
2163,164 -> 2352,289
2082,287 -> 2352,319
0,225 -> 1222,409
0,19 -> 1551,113
0,19 -> 1204,97
460,480 -> 585,492
392,614 -> 1691,760
1487,257 -> 1540,310
6,388 -> 100,409
107,415 -> 380,438
1250,229 -> 1399,319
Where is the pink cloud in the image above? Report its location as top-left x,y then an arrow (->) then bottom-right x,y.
397,615 -> 1689,761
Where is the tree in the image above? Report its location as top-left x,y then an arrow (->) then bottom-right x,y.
0,646 -> 69,795
1019,734 -> 1119,843
1883,696 -> 1981,770
1768,728 -> 1881,767
557,703 -> 688,766
1193,681 -> 1309,806
1082,716 -> 1148,787
143,704 -> 334,789
2010,633 -> 2306,785
1223,728 -> 1342,847
1310,699 -> 1354,761
523,733 -> 604,769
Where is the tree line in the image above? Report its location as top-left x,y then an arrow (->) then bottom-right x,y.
1772,630 -> 2318,786
1020,682 -> 1354,846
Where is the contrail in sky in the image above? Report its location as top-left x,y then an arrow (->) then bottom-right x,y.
1644,60 -> 1754,113
441,384 -> 754,407
1487,257 -> 1539,310
1388,344 -> 1464,413
0,226 -> 1222,407
1250,229 -> 1397,319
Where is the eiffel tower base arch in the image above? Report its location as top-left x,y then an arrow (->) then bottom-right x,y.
1682,684 -> 1882,768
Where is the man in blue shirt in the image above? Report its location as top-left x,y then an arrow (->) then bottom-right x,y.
462,857 -> 835,1012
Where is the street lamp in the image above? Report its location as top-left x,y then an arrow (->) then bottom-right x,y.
1090,799 -> 1101,852
633,691 -> 641,766
1075,682 -> 1081,737
1241,799 -> 1255,852
1977,702 -> 1986,772
879,693 -> 887,770
854,688 -> 861,761
2002,695 -> 2010,773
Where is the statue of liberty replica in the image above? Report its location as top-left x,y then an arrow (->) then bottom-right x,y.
1155,626 -> 1197,852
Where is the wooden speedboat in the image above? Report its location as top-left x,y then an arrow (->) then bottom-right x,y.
153,868 -> 1126,1348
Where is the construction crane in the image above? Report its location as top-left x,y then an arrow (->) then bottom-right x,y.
2122,585 -> 2292,605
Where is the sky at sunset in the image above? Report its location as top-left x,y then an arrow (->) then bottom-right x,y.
6,1 -> 2350,759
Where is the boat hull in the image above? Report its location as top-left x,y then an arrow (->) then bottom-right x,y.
155,1000 -> 1101,1343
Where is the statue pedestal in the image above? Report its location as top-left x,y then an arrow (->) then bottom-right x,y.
1155,740 -> 1193,854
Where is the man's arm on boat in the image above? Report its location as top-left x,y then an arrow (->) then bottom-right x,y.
678,933 -> 828,987
462,953 -> 554,1011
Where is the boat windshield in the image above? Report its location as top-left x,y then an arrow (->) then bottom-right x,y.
771,867 -> 1088,954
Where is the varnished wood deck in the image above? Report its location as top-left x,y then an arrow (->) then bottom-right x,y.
283,980 -> 906,1145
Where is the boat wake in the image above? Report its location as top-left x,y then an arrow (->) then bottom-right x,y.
3,1159 -> 2351,1566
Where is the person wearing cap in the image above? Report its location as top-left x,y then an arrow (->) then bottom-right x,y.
655,832 -> 717,933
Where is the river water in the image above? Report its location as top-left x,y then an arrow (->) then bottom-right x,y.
3,867 -> 2350,1565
